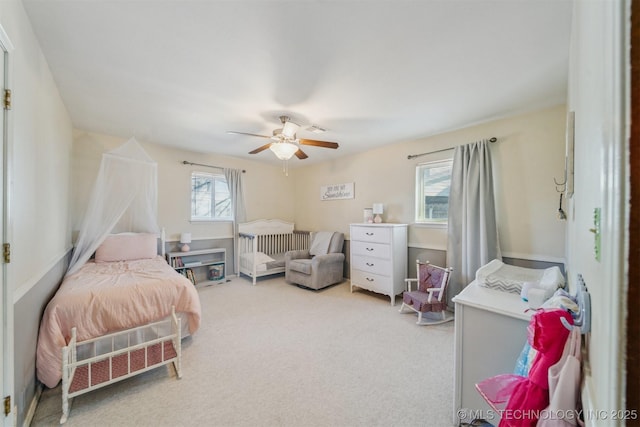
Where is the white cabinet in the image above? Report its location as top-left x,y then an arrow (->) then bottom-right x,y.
349,223 -> 408,305
167,248 -> 226,285
452,281 -> 533,425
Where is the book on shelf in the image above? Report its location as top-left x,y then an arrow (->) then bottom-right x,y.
185,268 -> 196,285
170,256 -> 184,268
184,261 -> 202,267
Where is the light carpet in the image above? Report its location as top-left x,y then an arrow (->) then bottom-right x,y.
31,276 -> 454,426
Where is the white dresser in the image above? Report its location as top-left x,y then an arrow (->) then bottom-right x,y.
349,223 -> 408,305
452,281 -> 534,425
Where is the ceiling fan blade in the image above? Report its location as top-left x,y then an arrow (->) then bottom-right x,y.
294,149 -> 308,159
298,139 -> 339,149
249,143 -> 273,154
227,131 -> 271,139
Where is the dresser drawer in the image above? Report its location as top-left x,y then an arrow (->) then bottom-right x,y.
350,226 -> 391,244
351,240 -> 391,259
352,254 -> 391,276
351,269 -> 393,293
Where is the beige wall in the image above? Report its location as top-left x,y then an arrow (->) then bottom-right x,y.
292,105 -> 567,262
73,105 -> 567,263
2,1 -> 74,424
1,0 -> 73,296
72,131 -> 296,242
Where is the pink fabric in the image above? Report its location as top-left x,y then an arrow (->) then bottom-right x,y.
69,341 -> 176,393
95,233 -> 157,262
418,263 -> 446,293
499,309 -> 573,427
402,291 -> 447,312
476,374 -> 525,412
402,263 -> 448,313
36,256 -> 201,388
538,327 -> 582,426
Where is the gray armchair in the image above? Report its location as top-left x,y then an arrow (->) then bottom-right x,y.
285,231 -> 345,290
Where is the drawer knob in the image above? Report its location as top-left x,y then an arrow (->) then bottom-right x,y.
366,247 -> 374,251
366,262 -> 374,266
365,232 -> 374,236
366,277 -> 374,282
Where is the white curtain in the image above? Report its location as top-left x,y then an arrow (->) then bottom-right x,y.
447,140 -> 501,306
67,138 -> 159,275
224,168 -> 246,275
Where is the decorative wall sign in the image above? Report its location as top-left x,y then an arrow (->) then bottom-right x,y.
321,182 -> 355,200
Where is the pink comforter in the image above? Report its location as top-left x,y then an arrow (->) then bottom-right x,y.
36,256 -> 201,388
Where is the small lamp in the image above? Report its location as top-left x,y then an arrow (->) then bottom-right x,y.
372,203 -> 384,223
180,233 -> 191,252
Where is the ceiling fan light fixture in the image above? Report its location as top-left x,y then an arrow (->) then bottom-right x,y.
281,120 -> 299,139
270,141 -> 298,160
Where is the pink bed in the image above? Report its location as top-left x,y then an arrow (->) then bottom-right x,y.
36,255 -> 201,388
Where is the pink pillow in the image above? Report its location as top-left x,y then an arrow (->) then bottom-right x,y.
95,233 -> 157,262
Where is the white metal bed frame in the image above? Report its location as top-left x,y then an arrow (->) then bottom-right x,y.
60,307 -> 182,423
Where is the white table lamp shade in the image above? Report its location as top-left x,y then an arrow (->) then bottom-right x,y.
180,233 -> 191,252
372,203 -> 384,223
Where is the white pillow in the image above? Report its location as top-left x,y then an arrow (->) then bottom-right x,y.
539,266 -> 565,291
243,251 -> 276,265
95,233 -> 157,262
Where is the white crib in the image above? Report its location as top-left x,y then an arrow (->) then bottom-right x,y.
237,219 -> 310,285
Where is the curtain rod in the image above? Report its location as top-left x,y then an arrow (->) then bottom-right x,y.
407,137 -> 497,160
182,160 -> 246,173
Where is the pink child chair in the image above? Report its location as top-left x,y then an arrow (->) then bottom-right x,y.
399,260 -> 453,325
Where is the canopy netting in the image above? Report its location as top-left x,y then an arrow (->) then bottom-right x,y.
67,138 -> 159,275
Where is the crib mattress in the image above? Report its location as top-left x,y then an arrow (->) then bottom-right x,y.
475,259 -> 564,295
264,252 -> 286,270
241,251 -> 286,272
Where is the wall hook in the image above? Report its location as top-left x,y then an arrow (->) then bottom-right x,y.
554,176 -> 567,193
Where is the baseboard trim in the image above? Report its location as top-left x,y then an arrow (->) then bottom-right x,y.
23,383 -> 42,427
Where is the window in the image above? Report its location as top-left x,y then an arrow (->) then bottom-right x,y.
190,172 -> 232,221
415,159 -> 453,224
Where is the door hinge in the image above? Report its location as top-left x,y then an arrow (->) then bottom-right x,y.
3,89 -> 10,110
3,396 -> 9,416
3,243 -> 9,263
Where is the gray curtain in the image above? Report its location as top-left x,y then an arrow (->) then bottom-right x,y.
224,168 -> 247,275
446,140 -> 501,307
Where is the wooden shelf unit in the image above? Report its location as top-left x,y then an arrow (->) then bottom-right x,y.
167,248 -> 226,285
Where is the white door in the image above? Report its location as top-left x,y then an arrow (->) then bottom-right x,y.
0,23 -> 13,426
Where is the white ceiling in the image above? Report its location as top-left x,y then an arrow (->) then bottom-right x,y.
22,0 -> 573,168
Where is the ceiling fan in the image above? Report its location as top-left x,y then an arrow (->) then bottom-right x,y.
227,115 -> 339,160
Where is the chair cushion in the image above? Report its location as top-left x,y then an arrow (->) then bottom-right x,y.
327,232 -> 345,254
402,290 -> 447,313
418,263 -> 447,292
289,259 -> 313,275
309,231 -> 334,256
